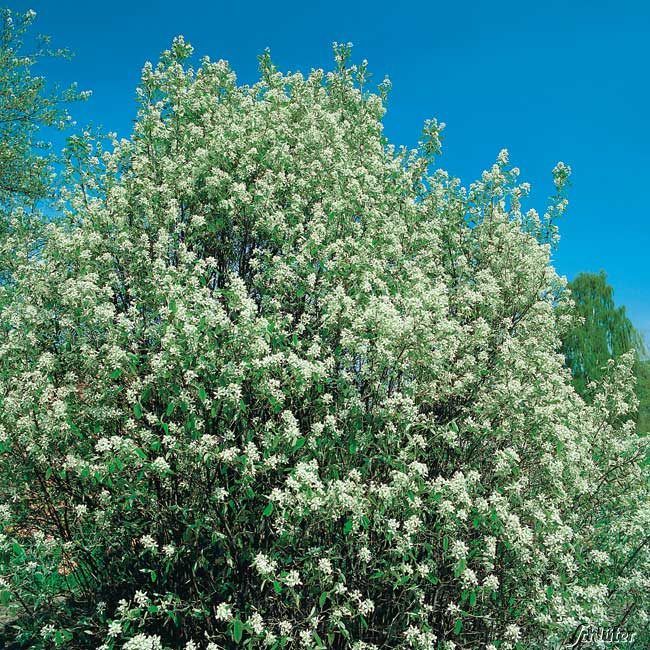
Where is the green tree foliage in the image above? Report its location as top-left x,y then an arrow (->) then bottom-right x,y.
0,7 -> 87,286
634,358 -> 650,433
562,272 -> 641,394
0,39 -> 648,650
0,8 -> 86,206
562,271 -> 649,431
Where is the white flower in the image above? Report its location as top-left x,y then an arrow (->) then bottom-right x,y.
299,630 -> 312,647
248,612 -> 264,635
215,602 -> 233,622
252,553 -> 277,576
151,456 -> 170,474
284,569 -> 302,588
318,558 -> 333,575
122,635 -> 163,650
108,619 -> 122,638
134,590 -> 149,607
359,599 -> 375,615
460,568 -> 478,588
140,535 -> 158,553
450,540 -> 468,560
95,437 -> 112,453
446,602 -> 460,616
505,624 -> 521,642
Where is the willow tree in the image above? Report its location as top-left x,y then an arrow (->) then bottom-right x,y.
0,40 -> 648,650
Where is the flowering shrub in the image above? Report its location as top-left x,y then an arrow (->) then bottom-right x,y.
0,39 -> 648,649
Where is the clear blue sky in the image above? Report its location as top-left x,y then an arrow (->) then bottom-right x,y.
11,0 -> 650,341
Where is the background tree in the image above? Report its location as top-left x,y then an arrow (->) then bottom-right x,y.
0,7 -> 88,286
562,271 -> 649,431
636,359 -> 650,433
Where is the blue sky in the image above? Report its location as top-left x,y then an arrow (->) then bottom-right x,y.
11,0 -> 650,341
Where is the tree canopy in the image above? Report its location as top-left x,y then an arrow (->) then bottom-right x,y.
0,7 -> 87,291
562,271 -> 649,433
562,272 -> 643,393
0,8 -> 90,206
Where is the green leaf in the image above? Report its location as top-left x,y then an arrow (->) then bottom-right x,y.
469,591 -> 477,607
166,402 -> 176,416
319,592 -> 328,607
273,580 -> 283,594
293,437 -> 306,451
546,585 -> 554,598
12,542 -> 25,561
110,368 -> 123,379
343,519 -> 353,535
133,402 -> 143,419
233,618 -> 244,643
263,502 -> 274,517
454,619 -> 463,635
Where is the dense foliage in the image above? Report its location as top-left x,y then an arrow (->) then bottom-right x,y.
0,7 -> 87,294
562,272 -> 643,394
636,361 -> 650,434
1,32 -> 648,650
562,271 -> 650,432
